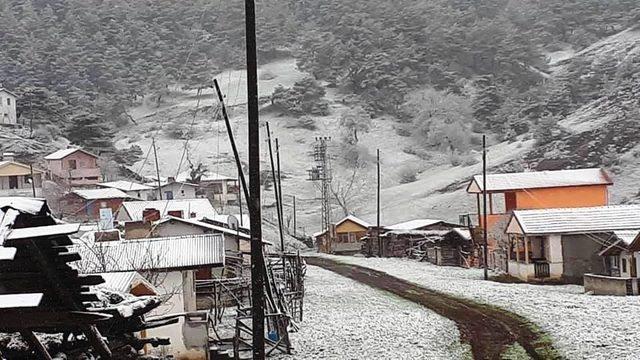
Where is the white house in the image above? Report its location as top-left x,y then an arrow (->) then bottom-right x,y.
97,180 -> 155,200
75,234 -> 225,357
146,179 -> 198,200
505,205 -> 640,283
0,87 -> 17,125
0,154 -> 43,197
117,199 -> 218,222
176,171 -> 239,205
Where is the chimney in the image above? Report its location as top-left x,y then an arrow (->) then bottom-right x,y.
167,176 -> 176,183
167,210 -> 183,218
2,152 -> 15,162
142,208 -> 161,222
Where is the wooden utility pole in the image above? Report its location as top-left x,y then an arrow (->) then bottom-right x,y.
482,135 -> 489,280
377,149 -> 381,257
238,174 -> 244,227
293,195 -> 297,236
266,123 -> 285,253
152,137 -> 163,200
244,0 -> 265,355
29,164 -> 36,197
276,138 -> 284,238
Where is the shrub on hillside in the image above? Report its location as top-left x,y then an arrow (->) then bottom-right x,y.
283,116 -> 317,130
399,166 -> 418,184
270,78 -> 329,117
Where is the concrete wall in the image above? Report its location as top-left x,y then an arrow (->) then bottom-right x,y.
584,273 -> 633,296
160,182 -> 197,200
561,234 -> 606,283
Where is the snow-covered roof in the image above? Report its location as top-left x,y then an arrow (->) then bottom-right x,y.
507,205 -> 640,235
144,180 -> 198,188
44,148 -> 97,160
0,293 -> 43,309
336,215 -> 371,229
156,216 -> 250,239
452,228 -> 472,241
96,271 -> 157,294
75,234 -> 225,272
386,219 -> 454,230
72,188 -> 132,200
98,181 -> 153,192
467,168 -> 612,193
120,199 -> 217,221
205,214 -> 250,230
7,223 -> 79,241
0,88 -> 17,97
176,170 -> 236,182
613,230 -> 640,246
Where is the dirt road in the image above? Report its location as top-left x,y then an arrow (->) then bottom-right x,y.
306,256 -> 561,360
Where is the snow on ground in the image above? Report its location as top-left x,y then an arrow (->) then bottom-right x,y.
279,265 -> 470,360
318,255 -> 640,360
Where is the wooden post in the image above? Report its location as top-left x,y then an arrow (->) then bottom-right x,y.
376,149 -> 381,257
238,174 -> 243,227
244,0 -> 266,356
524,236 -> 529,265
293,195 -> 297,237
29,164 -> 36,197
20,330 -> 53,360
515,236 -> 520,263
476,194 -> 481,227
482,135 -> 488,280
152,138 -> 163,200
489,193 -> 494,215
266,123 -> 284,254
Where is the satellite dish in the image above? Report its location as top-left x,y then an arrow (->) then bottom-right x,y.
228,215 -> 239,230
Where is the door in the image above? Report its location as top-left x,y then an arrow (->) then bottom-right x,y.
8,176 -> 18,189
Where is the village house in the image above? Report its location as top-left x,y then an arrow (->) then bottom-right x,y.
44,148 -> 102,187
0,86 -> 17,125
146,178 -> 198,200
176,170 -> 240,206
466,168 -> 613,271
97,180 -> 155,200
505,205 -> 640,285
583,230 -> 640,295
96,271 -> 158,297
116,198 -> 218,222
385,218 -> 461,231
0,153 -> 43,197
75,234 -> 225,358
314,215 -> 370,255
62,188 -> 133,223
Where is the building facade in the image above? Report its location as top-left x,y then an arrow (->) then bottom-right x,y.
0,155 -> 43,197
0,88 -> 17,125
45,148 -> 102,187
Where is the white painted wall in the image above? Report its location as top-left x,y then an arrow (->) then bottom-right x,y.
0,91 -> 17,125
146,271 -> 188,357
548,234 -> 564,277
159,182 -> 197,200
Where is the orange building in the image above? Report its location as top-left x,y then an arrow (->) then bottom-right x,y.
314,215 -> 371,255
466,168 -> 613,270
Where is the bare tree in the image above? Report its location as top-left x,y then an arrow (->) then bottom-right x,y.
330,166 -> 365,217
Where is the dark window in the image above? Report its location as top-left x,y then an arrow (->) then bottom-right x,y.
8,176 -> 18,189
6,98 -> 10,106
165,191 -> 174,200
68,159 -> 77,169
623,258 -> 628,273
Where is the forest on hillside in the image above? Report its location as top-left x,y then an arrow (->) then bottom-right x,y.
0,0 -> 639,157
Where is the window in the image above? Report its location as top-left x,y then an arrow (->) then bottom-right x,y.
68,159 -> 77,169
6,98 -> 10,106
165,191 -> 174,200
181,189 -> 185,195
338,233 -> 349,243
622,258 -> 628,273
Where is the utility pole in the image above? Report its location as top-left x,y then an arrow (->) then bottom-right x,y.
482,135 -> 489,281
293,195 -> 297,237
276,138 -> 284,239
152,137 -> 163,200
238,174 -> 243,228
377,149 -> 381,257
29,164 -> 36,197
266,122 -> 284,253
244,0 -> 265,354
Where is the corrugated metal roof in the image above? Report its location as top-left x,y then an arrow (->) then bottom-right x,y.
510,205 -> 640,235
120,199 -> 217,221
73,188 -> 132,200
98,181 -> 153,192
467,168 -> 612,193
156,216 -> 250,239
387,219 -> 447,230
74,233 -> 225,272
44,148 -> 97,160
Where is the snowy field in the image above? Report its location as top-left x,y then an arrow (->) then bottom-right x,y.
318,255 -> 640,360
278,266 -> 470,360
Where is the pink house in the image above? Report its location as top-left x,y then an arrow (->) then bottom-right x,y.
44,148 -> 102,187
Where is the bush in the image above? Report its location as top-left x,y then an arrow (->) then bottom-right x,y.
259,70 -> 277,81
165,118 -> 195,139
395,126 -> 412,137
283,116 -> 317,130
399,166 -> 418,184
271,78 -> 329,116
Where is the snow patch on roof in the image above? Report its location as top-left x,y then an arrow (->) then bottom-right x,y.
98,181 -> 153,192
73,188 -> 132,200
120,199 -> 217,221
510,205 -> 640,235
468,168 -> 611,193
175,170 -> 236,182
386,219 -> 447,230
336,215 -> 371,229
44,148 -> 96,160
156,216 -> 250,239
